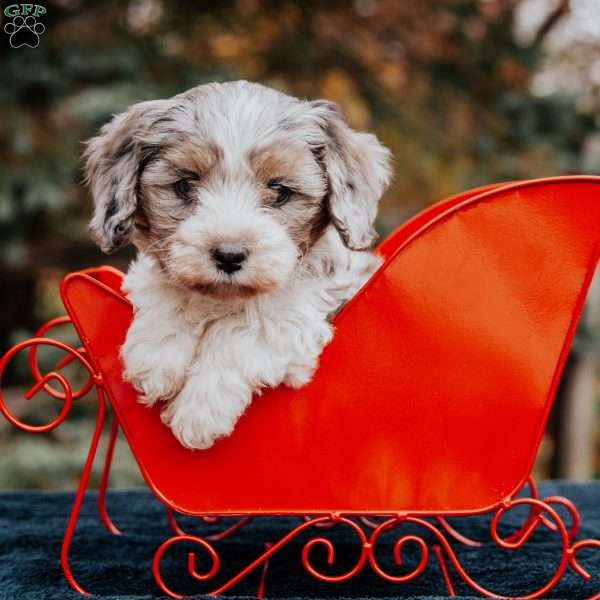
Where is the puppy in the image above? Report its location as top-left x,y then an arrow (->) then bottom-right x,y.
84,81 -> 392,449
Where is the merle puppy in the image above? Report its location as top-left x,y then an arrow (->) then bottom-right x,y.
84,81 -> 392,449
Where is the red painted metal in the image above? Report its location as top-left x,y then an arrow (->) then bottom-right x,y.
28,316 -> 93,401
166,507 -> 186,536
435,517 -> 482,548
97,413 -> 121,536
433,544 -> 456,596
0,337 -> 95,433
166,509 -> 254,541
60,386 -> 106,596
256,542 -> 272,600
366,498 -> 573,598
1,176 -> 600,597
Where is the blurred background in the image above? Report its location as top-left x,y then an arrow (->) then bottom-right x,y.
1,0 -> 600,489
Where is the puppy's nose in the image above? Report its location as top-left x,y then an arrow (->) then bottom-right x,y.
212,243 -> 248,274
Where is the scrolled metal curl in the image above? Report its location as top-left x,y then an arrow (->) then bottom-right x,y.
435,476 -> 543,549
542,495 -> 581,541
0,336 -> 97,433
367,517 -> 431,583
300,515 -> 368,582
152,534 -> 221,599
568,539 -> 600,587
368,498 -> 575,599
27,316 -> 95,400
153,514 -> 370,597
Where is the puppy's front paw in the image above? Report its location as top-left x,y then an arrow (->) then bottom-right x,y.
161,397 -> 236,450
160,370 -> 252,450
128,369 -> 183,406
122,337 -> 194,406
283,362 -> 317,388
282,326 -> 331,389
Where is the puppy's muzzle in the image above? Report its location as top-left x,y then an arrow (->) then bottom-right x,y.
212,243 -> 248,274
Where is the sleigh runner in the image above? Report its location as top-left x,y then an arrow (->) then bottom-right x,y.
1,175 -> 600,598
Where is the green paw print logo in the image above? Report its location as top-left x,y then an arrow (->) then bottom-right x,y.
3,4 -> 46,48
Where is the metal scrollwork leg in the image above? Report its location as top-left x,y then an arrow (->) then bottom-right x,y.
153,514 -> 368,598
368,497 -> 599,599
153,496 -> 600,599
368,500 -> 568,598
0,332 -> 107,596
97,413 -> 121,535
61,386 -> 106,595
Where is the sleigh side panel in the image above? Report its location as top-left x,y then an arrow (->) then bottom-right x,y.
376,181 -> 506,259
62,176 -> 600,515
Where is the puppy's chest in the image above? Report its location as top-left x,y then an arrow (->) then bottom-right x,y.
182,286 -> 331,350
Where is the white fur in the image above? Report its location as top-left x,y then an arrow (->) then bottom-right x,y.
122,229 -> 381,449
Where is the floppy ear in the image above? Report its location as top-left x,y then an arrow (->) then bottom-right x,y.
308,100 -> 392,250
83,100 -> 169,253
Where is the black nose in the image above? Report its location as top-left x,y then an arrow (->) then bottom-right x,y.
212,243 -> 248,274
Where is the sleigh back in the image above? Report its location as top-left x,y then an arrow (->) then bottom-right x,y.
61,176 -> 600,516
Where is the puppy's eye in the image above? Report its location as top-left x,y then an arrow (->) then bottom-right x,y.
174,178 -> 194,202
268,182 -> 292,207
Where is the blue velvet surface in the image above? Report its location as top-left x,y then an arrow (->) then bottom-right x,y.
0,482 -> 598,599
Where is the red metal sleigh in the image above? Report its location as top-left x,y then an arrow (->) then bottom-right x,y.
1,175 -> 600,598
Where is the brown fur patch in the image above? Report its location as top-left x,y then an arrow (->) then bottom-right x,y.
249,143 -> 310,189
141,140 -> 222,185
135,141 -> 223,254
248,140 -> 330,257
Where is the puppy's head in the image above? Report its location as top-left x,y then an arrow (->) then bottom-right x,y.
84,81 -> 391,299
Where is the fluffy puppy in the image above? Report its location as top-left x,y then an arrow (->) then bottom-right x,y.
84,81 -> 391,449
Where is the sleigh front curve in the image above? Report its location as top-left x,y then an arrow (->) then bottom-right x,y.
2,175 -> 600,598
